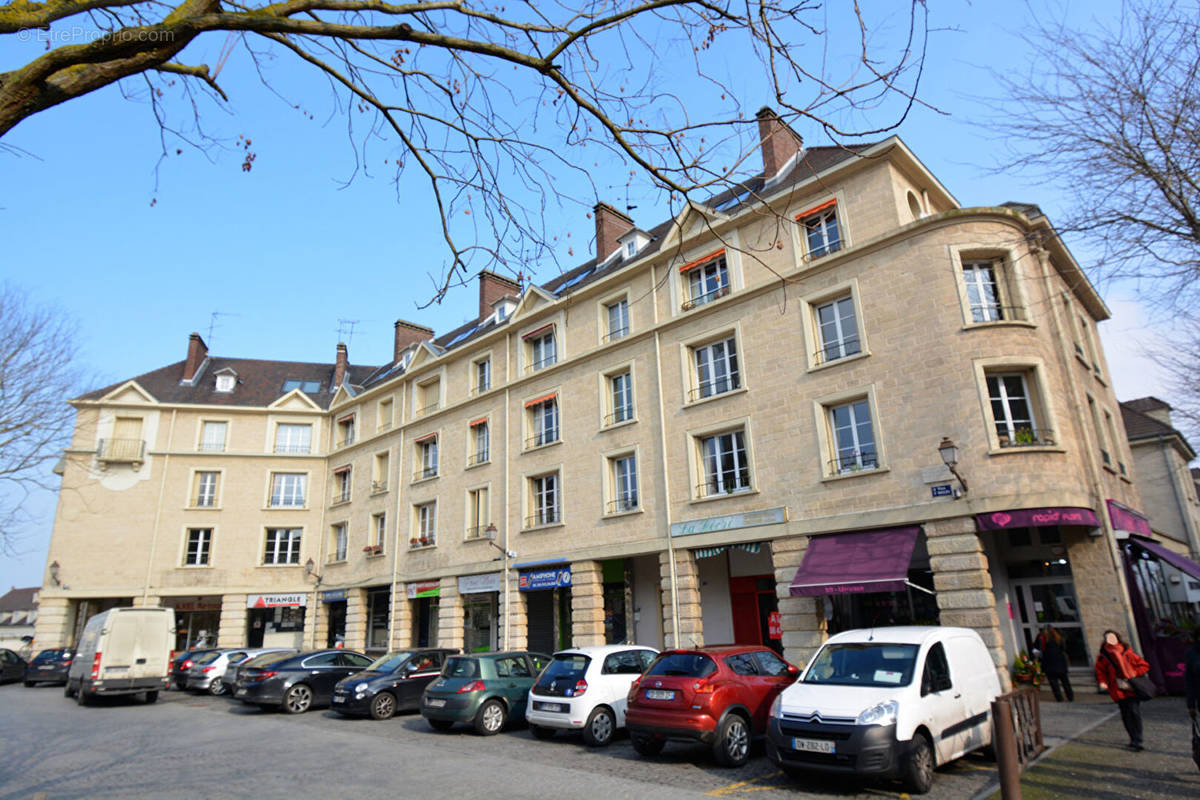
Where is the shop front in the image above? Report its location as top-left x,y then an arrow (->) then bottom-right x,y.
519,562 -> 572,654
408,581 -> 440,647
68,597 -> 133,647
245,593 -> 307,649
695,542 -> 780,652
365,587 -> 390,653
321,589 -> 348,648
459,573 -> 502,653
165,596 -> 223,651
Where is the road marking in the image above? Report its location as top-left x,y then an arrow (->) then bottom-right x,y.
707,771 -> 790,795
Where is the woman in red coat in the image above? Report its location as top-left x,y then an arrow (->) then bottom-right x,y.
1094,629 -> 1152,751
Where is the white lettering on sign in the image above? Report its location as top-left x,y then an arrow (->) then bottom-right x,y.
670,507 -> 787,538
246,593 -> 307,608
458,573 -> 502,594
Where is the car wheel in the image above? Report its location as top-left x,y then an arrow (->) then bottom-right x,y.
474,699 -> 507,735
64,682 -> 74,698
632,734 -> 665,756
144,690 -> 159,704
283,684 -> 313,714
76,687 -> 89,706
902,733 -> 935,795
582,706 -> 616,747
530,724 -> 556,740
427,718 -> 455,731
713,713 -> 751,767
208,680 -> 228,697
370,692 -> 397,721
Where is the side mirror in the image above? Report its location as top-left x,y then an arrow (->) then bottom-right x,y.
786,664 -> 800,677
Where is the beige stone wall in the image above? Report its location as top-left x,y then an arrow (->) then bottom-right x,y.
772,535 -> 824,668
1065,528 -> 1132,652
570,560 -> 606,646
660,549 -> 702,649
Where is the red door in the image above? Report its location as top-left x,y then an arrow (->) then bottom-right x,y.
729,576 -> 763,645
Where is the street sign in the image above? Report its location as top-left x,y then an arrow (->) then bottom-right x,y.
931,484 -> 953,498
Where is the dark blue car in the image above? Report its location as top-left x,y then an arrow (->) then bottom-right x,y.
24,648 -> 74,686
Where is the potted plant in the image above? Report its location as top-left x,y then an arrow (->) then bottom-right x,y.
1012,650 -> 1045,686
409,536 -> 420,547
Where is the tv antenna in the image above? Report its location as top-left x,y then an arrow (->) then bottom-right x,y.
337,319 -> 360,347
207,311 -> 240,347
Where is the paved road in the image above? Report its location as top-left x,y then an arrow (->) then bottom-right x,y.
1,683 -> 1004,800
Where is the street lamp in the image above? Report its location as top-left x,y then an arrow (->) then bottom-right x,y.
938,436 -> 969,495
304,558 -> 322,584
48,560 -> 60,587
484,523 -> 514,650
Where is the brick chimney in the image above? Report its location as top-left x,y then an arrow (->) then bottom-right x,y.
393,320 -> 435,361
594,202 -> 635,264
183,332 -> 208,381
478,271 -> 521,319
333,343 -> 349,388
756,107 -> 804,178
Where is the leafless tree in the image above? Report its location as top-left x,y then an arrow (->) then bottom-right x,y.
0,284 -> 84,555
1,1 -> 932,303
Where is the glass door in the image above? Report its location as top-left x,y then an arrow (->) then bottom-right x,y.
1011,578 -> 1090,668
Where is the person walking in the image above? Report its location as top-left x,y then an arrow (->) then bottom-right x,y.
1095,629 -> 1151,751
1035,625 -> 1074,702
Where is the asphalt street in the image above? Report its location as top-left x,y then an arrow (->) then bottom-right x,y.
0,682 -> 1025,800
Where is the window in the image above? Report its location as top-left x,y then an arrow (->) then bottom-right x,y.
332,467 -> 352,503
282,379 -> 322,394
962,260 -> 1005,322
682,254 -> 729,311
336,415 -> 355,448
192,471 -> 218,507
921,642 -> 953,695
609,454 -> 639,513
1104,410 -> 1126,475
200,421 -> 227,452
467,487 -> 489,539
607,371 -> 634,425
987,372 -> 1050,447
526,396 -> 560,448
415,436 -> 438,480
331,523 -> 348,562
469,420 -> 490,465
473,358 -> 492,395
185,528 -> 212,566
828,399 -> 878,473
1086,395 -> 1111,468
378,398 -> 394,432
691,337 -> 740,401
215,373 -> 236,392
264,528 -> 302,565
269,473 -> 307,507
275,423 -> 312,454
697,430 -> 751,497
799,201 -> 841,258
417,378 -> 440,416
528,473 -> 560,527
814,295 -> 861,364
527,329 -> 557,372
371,513 -> 386,552
372,452 -> 389,492
1079,315 -> 1102,374
415,503 -> 437,547
101,416 -> 144,463
605,299 -> 630,342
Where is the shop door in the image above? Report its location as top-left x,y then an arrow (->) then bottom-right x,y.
1011,578 -> 1089,667
526,591 -> 555,654
326,602 -> 347,648
247,609 -> 266,648
464,595 -> 496,653
729,576 -> 780,652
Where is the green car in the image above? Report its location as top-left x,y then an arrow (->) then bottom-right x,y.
421,651 -> 551,735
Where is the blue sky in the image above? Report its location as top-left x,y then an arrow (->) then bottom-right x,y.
1,0 -> 1174,589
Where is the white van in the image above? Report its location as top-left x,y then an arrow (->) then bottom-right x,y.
65,607 -> 175,705
766,626 -> 1001,794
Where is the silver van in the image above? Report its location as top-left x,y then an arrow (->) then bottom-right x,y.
65,607 -> 175,705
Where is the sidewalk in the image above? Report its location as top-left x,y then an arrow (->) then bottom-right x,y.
985,694 -> 1200,799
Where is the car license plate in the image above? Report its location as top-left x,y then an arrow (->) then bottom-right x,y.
792,737 -> 835,754
534,701 -> 565,713
332,696 -> 345,703
425,697 -> 446,708
645,689 -> 675,700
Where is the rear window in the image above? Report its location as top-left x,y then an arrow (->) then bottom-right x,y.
243,651 -> 294,669
444,657 -> 479,679
646,652 -> 717,678
535,654 -> 590,687
194,651 -> 223,665
803,643 -> 919,687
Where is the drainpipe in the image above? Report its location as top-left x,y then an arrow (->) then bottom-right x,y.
503,383 -> 512,650
387,420 -> 406,650
142,409 -> 176,606
652,328 -> 681,648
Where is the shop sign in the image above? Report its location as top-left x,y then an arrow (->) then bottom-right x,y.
321,589 -> 348,602
164,597 -> 222,612
768,611 -> 782,640
246,593 -> 307,608
975,506 -> 1099,531
406,580 -> 441,599
1106,499 -> 1152,537
458,573 -> 502,594
519,567 -> 572,591
670,507 -> 787,538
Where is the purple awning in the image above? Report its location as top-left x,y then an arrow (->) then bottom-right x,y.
1129,535 -> 1200,581
1107,499 -> 1153,537
788,527 -> 920,597
975,506 -> 1099,531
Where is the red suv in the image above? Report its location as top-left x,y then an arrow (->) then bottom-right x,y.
625,645 -> 799,767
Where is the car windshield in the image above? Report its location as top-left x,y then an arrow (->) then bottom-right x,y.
243,651 -> 294,669
803,643 -> 920,687
443,657 -> 479,679
645,653 -> 717,678
535,654 -> 590,687
367,652 -> 416,672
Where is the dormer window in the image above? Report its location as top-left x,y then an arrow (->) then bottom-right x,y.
215,371 -> 236,392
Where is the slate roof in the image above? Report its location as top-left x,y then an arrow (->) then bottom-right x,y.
0,587 -> 38,612
1120,399 -> 1197,460
1124,397 -> 1171,415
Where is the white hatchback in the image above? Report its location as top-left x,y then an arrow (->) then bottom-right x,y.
526,645 -> 658,747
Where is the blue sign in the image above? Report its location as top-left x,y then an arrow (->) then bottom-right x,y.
519,567 -> 572,592
321,589 -> 348,602
931,484 -> 953,498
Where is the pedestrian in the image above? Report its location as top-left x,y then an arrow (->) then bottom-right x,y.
1094,629 -> 1151,751
1035,625 -> 1074,702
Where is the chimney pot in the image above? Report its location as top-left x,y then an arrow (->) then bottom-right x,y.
183,332 -> 208,381
393,320 -> 435,362
333,343 -> 349,388
756,106 -> 804,178
593,202 -> 635,264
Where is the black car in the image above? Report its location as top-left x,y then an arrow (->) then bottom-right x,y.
233,649 -> 373,714
332,649 -> 458,720
1,649 -> 28,684
23,648 -> 74,686
171,648 -> 219,689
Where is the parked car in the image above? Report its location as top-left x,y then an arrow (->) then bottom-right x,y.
766,626 -> 1002,795
218,649 -> 298,696
332,649 -> 458,720
625,645 -> 799,767
1,648 -> 29,684
171,648 -> 220,689
420,651 -> 552,735
24,648 -> 74,686
185,648 -> 292,696
233,649 -> 373,713
65,606 -> 174,704
526,645 -> 658,746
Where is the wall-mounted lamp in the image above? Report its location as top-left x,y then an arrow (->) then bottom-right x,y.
48,560 -> 61,587
938,437 -> 969,496
304,557 -> 323,585
484,523 -> 516,559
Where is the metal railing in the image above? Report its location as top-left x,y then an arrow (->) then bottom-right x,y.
415,401 -> 440,417
525,509 -> 561,528
335,434 -> 355,449
97,438 -> 145,463
464,525 -> 489,540
604,408 -> 633,427
970,304 -> 1027,324
526,354 -> 558,373
695,480 -> 751,498
469,381 -> 491,396
412,466 -> 439,481
331,489 -> 351,504
466,450 -> 490,466
198,442 -> 225,453
607,497 -> 639,514
525,429 -> 560,449
371,480 -> 388,493
274,443 -> 311,454
997,428 -> 1054,448
680,284 -> 730,312
812,337 -> 862,366
828,451 -> 879,474
992,686 -> 1045,799
602,326 -> 630,343
688,379 -> 739,402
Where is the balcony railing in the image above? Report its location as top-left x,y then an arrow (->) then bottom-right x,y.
970,304 -> 1027,324
812,337 -> 862,366
525,429 -> 560,449
409,535 -> 437,549
828,450 -> 879,474
688,378 -> 739,403
335,434 -> 355,449
604,408 -> 633,427
525,509 -> 561,528
413,466 -> 439,481
97,438 -> 145,464
466,450 -> 490,466
465,525 -> 490,540
371,480 -> 388,493
606,497 -> 639,514
695,479 -> 752,499
469,381 -> 491,397
681,284 -> 730,312
997,428 -> 1055,448
526,353 -> 558,373
274,443 -> 311,455
331,489 -> 351,504
198,442 -> 225,453
416,401 -> 440,417
602,326 -> 630,343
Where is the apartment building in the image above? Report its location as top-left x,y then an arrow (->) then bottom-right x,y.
37,109 -> 1148,685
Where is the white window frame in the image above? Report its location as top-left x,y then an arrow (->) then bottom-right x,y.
527,330 -> 557,372
826,398 -> 878,474
606,450 -> 640,515
199,420 -> 228,452
274,423 -> 313,455
813,386 -> 888,480
269,472 -> 307,508
371,513 -> 387,551
263,528 -> 302,565
466,485 -> 490,539
415,435 -> 439,480
372,451 -> 390,493
972,358 -> 1058,453
468,419 -> 490,466
184,528 -> 212,566
949,246 -> 1031,328
527,471 -> 562,528
414,502 -> 438,547
377,398 -> 394,432
608,370 -> 634,426
215,373 -> 236,393
686,333 -> 742,403
473,357 -> 492,395
604,295 -> 630,343
335,414 -> 356,449
795,198 -> 844,259
800,279 -> 869,371
682,253 -> 730,311
525,395 -> 561,449
192,470 -> 220,508
330,522 -> 349,562
332,466 -> 352,504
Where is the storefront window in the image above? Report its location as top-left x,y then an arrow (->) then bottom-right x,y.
827,568 -> 939,635
367,589 -> 390,650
